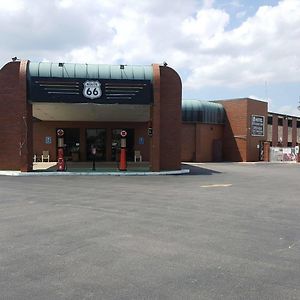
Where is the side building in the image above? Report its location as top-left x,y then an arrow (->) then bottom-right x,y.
266,112 -> 300,147
182,98 -> 269,162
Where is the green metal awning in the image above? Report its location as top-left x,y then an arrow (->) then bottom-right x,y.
28,62 -> 154,81
182,100 -> 224,124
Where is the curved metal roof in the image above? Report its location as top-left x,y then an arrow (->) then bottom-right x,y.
28,62 -> 153,81
182,100 -> 224,124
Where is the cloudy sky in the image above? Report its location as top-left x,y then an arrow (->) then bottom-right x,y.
1,0 -> 300,116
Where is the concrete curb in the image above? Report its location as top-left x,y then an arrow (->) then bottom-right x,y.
0,169 -> 190,176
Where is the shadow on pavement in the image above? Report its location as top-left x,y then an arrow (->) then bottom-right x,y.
182,163 -> 222,175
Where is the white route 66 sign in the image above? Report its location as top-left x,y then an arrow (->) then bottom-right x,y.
83,81 -> 102,100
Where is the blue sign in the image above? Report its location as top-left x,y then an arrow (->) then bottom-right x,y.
138,137 -> 144,145
45,136 -> 52,144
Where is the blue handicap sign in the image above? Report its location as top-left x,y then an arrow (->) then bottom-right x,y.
45,136 -> 52,144
138,137 -> 144,145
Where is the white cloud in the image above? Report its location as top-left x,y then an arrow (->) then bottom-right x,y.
181,9 -> 229,39
183,0 -> 300,90
0,0 -> 300,105
0,0 -> 24,13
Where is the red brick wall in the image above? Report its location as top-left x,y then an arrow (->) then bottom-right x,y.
151,65 -> 182,171
217,98 -> 267,162
181,124 -> 195,161
196,124 -> 223,162
33,121 -> 149,161
246,100 -> 268,161
0,61 -> 33,171
217,99 -> 248,161
181,123 -> 223,162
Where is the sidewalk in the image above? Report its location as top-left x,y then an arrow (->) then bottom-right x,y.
0,161 -> 190,176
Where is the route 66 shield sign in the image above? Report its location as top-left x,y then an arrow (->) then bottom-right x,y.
83,81 -> 102,100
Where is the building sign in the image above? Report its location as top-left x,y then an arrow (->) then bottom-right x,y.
251,115 -> 265,136
83,81 -> 102,100
28,77 -> 153,105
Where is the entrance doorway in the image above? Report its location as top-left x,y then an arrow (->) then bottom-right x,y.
57,128 -> 80,161
86,129 -> 106,161
112,129 -> 134,161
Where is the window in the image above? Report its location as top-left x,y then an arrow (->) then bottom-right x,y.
278,117 -> 283,126
267,116 -> 273,125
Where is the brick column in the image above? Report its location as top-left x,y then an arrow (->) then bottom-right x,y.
272,115 -> 278,146
0,60 -> 33,171
282,117 -> 288,147
19,61 -> 33,172
292,117 -> 297,147
150,64 -> 161,171
150,64 -> 182,171
263,142 -> 270,162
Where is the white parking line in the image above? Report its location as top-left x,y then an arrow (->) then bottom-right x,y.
200,184 -> 232,188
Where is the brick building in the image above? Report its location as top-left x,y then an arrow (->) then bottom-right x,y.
0,60 -> 181,171
0,60 -> 299,171
266,112 -> 300,147
182,98 -> 269,162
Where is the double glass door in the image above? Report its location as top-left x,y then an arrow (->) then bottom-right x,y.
86,129 -> 106,161
59,128 -> 134,162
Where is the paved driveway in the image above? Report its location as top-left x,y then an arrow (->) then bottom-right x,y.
0,163 -> 300,299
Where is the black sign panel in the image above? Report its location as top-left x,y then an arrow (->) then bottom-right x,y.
251,115 -> 265,136
28,77 -> 153,104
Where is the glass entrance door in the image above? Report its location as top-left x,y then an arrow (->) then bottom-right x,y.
111,129 -> 134,161
86,129 -> 106,161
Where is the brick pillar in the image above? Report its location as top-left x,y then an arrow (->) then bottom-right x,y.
19,61 -> 33,172
282,117 -> 288,147
263,142 -> 270,162
0,60 -> 33,171
272,115 -> 278,146
150,64 -> 161,171
292,118 -> 297,147
150,64 -> 182,171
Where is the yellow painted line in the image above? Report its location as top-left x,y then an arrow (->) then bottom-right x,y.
200,184 -> 232,188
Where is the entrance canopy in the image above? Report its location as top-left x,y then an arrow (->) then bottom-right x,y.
33,103 -> 150,122
27,62 -> 153,122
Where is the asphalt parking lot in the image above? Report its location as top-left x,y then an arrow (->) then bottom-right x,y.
0,163 -> 300,300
